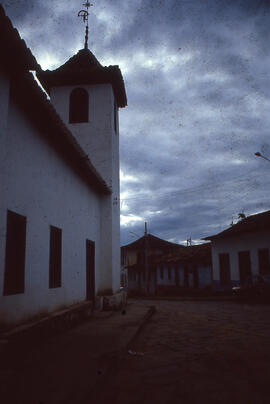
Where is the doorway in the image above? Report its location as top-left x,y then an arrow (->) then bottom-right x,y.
86,240 -> 95,301
238,250 -> 252,285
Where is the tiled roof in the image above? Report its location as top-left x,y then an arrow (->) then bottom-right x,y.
122,234 -> 186,251
154,243 -> 212,265
37,48 -> 127,108
1,4 -> 111,195
204,210 -> 270,240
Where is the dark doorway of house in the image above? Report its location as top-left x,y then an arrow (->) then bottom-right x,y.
219,253 -> 231,286
258,249 -> 270,275
238,251 -> 252,285
86,240 -> 95,301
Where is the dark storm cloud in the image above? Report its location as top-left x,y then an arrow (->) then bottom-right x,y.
2,0 -> 270,245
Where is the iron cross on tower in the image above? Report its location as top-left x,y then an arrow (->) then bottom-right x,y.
78,1 -> 93,49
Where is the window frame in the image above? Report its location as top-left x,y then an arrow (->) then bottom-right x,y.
3,210 -> 27,296
49,225 -> 62,289
69,87 -> 89,124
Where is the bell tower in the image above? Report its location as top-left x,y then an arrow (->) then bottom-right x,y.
37,3 -> 127,295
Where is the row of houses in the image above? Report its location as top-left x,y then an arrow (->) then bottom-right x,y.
121,234 -> 212,295
122,209 -> 270,295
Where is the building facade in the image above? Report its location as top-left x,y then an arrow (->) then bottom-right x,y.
122,234 -> 212,295
0,5 -> 127,330
205,211 -> 270,291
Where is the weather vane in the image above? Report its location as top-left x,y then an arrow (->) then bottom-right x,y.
78,1 -> 93,49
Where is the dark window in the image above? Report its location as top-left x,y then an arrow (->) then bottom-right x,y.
160,266 -> 164,279
184,266 -> 189,287
69,88 -> 89,123
49,226 -> 62,288
258,249 -> 270,275
114,101 -> 118,133
137,251 -> 144,265
238,251 -> 252,285
142,269 -> 146,282
193,265 -> 199,288
219,253 -> 231,286
3,210 -> 26,296
86,240 -> 95,301
168,266 -> 171,280
174,266 -> 179,286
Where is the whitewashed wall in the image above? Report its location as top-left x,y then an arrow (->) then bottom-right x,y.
211,231 -> 270,286
50,84 -> 121,294
157,264 -> 211,289
0,99 -> 102,327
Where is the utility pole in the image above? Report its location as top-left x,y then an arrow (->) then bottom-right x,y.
144,222 -> 150,293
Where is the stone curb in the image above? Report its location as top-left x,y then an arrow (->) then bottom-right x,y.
0,301 -> 93,346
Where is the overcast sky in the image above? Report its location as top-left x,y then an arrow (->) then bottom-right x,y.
3,0 -> 270,245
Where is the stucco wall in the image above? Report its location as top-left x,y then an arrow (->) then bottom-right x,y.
212,230 -> 270,287
50,83 -> 121,294
157,264 -> 211,289
0,71 -> 9,141
157,265 -> 176,285
0,99 -> 102,326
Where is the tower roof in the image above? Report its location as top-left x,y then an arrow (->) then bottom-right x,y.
37,48 -> 127,108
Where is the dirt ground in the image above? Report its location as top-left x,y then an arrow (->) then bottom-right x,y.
88,299 -> 270,404
1,299 -> 270,404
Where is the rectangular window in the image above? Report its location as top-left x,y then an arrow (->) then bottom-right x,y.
49,226 -> 62,288
3,210 -> 27,296
193,265 -> 199,288
160,266 -> 164,280
168,266 -> 171,280
258,249 -> 270,275
219,253 -> 231,286
184,266 -> 189,287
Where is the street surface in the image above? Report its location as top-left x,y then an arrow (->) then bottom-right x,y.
1,299 -> 270,404
89,299 -> 270,404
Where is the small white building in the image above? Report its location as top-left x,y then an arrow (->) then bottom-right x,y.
204,210 -> 270,291
0,5 -> 127,330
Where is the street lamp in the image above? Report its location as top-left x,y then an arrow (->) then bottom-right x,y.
254,152 -> 270,163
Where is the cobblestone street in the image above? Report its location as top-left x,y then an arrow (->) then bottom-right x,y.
90,299 -> 270,404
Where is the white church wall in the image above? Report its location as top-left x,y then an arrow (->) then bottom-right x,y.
50,83 -> 121,294
0,71 -> 9,140
0,100 -> 102,326
0,72 -> 10,249
50,84 -> 113,188
111,97 -> 121,292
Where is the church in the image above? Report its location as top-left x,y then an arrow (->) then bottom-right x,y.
0,4 -> 127,330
